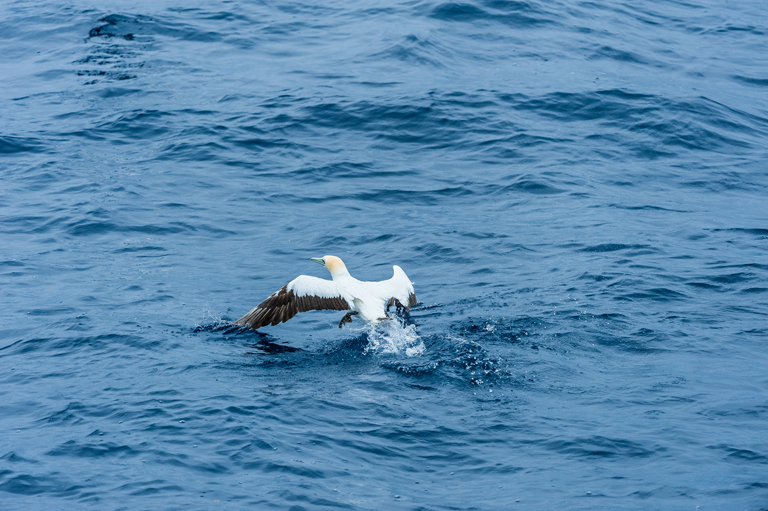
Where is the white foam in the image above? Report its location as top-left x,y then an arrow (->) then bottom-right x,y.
363,318 -> 424,356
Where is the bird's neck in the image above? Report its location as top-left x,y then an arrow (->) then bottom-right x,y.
329,267 -> 350,280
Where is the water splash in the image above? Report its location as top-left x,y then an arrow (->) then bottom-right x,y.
193,307 -> 227,331
363,318 -> 424,356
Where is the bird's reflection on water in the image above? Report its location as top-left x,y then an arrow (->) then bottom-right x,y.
246,338 -> 303,355
193,321 -> 303,354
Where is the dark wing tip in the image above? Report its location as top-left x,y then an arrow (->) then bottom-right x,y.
235,285 -> 299,329
235,286 -> 350,330
408,292 -> 417,308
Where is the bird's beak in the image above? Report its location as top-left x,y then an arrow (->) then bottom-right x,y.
310,257 -> 325,266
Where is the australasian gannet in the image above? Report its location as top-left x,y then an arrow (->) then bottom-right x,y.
235,255 -> 417,329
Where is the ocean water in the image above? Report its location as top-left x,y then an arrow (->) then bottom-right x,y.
1,0 -> 767,509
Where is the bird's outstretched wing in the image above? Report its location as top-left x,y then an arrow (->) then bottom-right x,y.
235,275 -> 351,329
376,265 -> 417,310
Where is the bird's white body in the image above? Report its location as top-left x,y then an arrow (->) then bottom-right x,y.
288,264 -> 414,324
235,255 -> 417,330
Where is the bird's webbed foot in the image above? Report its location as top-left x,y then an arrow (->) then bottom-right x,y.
338,311 -> 358,328
386,298 -> 405,313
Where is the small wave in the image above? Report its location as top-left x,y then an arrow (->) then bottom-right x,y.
0,135 -> 42,154
578,243 -> 653,253
427,2 -> 551,28
731,75 -> 768,87
363,318 -> 424,356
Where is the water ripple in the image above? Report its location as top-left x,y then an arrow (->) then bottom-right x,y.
1,0 -> 767,509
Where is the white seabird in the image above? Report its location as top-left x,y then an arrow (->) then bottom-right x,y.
235,255 -> 417,329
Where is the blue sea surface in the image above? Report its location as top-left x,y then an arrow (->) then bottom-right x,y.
2,0 -> 767,509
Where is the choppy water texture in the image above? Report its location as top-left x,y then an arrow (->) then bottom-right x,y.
2,0 -> 768,509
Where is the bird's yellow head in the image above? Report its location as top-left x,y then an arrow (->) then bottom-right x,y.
310,255 -> 349,279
